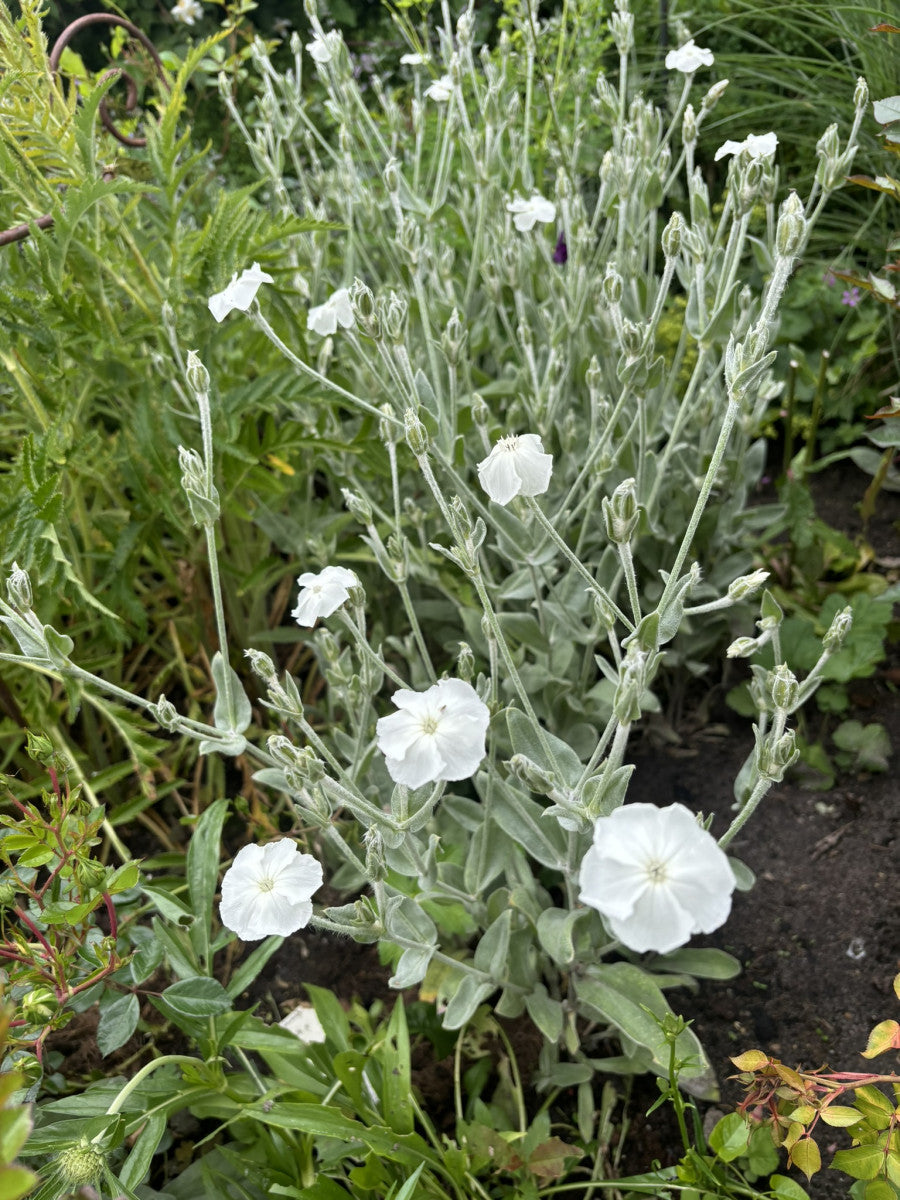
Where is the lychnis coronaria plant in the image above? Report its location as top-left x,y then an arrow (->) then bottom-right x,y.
0,0 -> 866,1097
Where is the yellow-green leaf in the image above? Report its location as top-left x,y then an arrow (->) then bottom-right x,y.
731,1050 -> 770,1071
819,1105 -> 865,1128
790,1137 -> 821,1180
862,1021 -> 900,1059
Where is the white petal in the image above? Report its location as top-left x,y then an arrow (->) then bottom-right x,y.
330,288 -> 356,329
376,708 -> 426,760
511,434 -> 553,496
384,736 -> 445,788
608,883 -> 696,954
308,302 -> 337,337
477,447 -> 523,505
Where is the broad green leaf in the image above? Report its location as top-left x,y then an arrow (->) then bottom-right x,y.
210,651 -> 252,735
831,1144 -> 884,1181
650,948 -> 741,980
0,1164 -> 38,1200
97,993 -> 140,1058
304,984 -> 350,1050
769,1175 -> 810,1200
243,1103 -> 440,1168
790,1136 -> 821,1180
473,909 -> 512,977
576,964 -> 715,1095
441,976 -> 495,1030
506,708 -> 583,787
0,1106 -> 32,1163
708,1112 -> 750,1162
873,96 -> 900,125
383,1000 -> 413,1135
492,781 -> 566,869
536,907 -> 587,966
862,1020 -> 900,1059
524,985 -> 564,1042
389,945 -> 434,989
819,1105 -> 865,1127
155,977 -> 231,1020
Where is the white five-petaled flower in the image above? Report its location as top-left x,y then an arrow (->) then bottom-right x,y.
208,262 -> 273,323
219,840 -> 323,941
578,803 -> 736,954
376,678 -> 490,789
714,131 -> 778,162
424,74 -> 454,101
506,192 -> 557,232
664,39 -> 714,73
477,433 -> 553,505
292,566 -> 358,627
171,0 -> 203,25
306,30 -> 342,64
307,287 -> 355,337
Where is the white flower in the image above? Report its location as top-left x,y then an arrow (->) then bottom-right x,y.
220,840 -> 323,941
292,566 -> 358,627
208,262 -> 273,323
665,39 -> 714,73
171,0 -> 203,25
578,803 -> 736,954
424,75 -> 454,101
400,52 -> 429,66
376,678 -> 490,789
306,30 -> 342,64
506,192 -> 557,232
714,132 -> 778,162
477,433 -> 553,505
307,288 -> 355,337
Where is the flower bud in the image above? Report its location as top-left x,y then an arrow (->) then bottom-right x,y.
382,291 -> 408,343
149,694 -> 180,731
610,2 -> 634,54
456,641 -> 475,682
602,477 -> 640,544
364,828 -> 387,881
592,592 -> 616,632
727,569 -> 769,602
350,279 -> 380,339
755,726 -> 799,782
342,487 -> 373,525
585,355 -> 602,396
185,350 -> 210,397
661,212 -> 684,260
506,753 -> 556,794
6,561 -> 32,610
22,986 -> 58,1024
823,605 -> 853,653
854,76 -> 868,112
700,78 -> 729,112
601,265 -> 623,307
775,191 -> 807,259
56,1142 -> 106,1189
441,307 -> 466,365
244,649 -> 277,683
726,636 -> 760,659
404,408 -> 429,456
681,103 -> 697,146
594,73 -> 618,122
383,156 -> 399,193
767,664 -> 799,712
471,393 -> 489,426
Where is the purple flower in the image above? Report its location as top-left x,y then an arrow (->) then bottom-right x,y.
841,287 -> 861,308
822,270 -> 836,287
552,233 -> 568,264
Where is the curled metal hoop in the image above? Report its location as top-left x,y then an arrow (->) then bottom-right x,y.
0,14 -> 168,247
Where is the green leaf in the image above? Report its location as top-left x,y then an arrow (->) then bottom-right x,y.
226,936 -> 285,1000
790,1136 -> 821,1180
187,797 -> 229,966
0,1107 -> 32,1163
0,1164 -> 38,1200
304,984 -> 350,1050
210,651 -> 252,735
873,96 -> 900,125
576,964 -> 715,1095
441,975 -> 495,1030
383,1000 -> 413,1135
708,1112 -> 750,1162
97,993 -> 140,1058
862,1181 -> 897,1200
155,977 -> 231,1021
832,1145 -> 886,1181
492,780 -> 566,869
769,1175 -> 810,1200
536,907 -> 587,966
473,909 -> 512,977
389,945 -> 434,989
650,948 -> 742,980
506,708 -> 583,787
117,1111 -> 166,1191
524,985 -> 564,1042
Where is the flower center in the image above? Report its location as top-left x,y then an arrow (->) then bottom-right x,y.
645,859 -> 669,884
497,435 -> 521,454
420,714 -> 440,736
257,875 -> 276,893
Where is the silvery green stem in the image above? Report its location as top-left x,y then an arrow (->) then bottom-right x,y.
335,609 -> 409,690
204,521 -> 234,722
617,542 -> 642,627
795,651 -> 833,708
718,775 -> 772,851
524,497 -> 634,631
646,343 -> 712,511
657,397 -> 742,615
576,710 -> 620,791
252,307 -> 400,425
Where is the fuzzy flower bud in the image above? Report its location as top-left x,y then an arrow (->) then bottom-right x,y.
726,636 -> 761,659
149,694 -> 180,731
441,308 -> 467,365
404,408 -> 429,456
600,266 -> 623,308
727,569 -> 770,602
775,192 -> 807,259
456,641 -> 475,682
6,562 -> 32,610
610,2 -> 634,54
681,103 -> 697,146
768,664 -> 799,712
700,78 -> 729,112
364,828 -> 387,881
471,393 -> 489,426
602,477 -> 640,544
506,753 -> 556,794
350,279 -> 380,339
823,605 -> 853,653
854,76 -> 868,112
342,487 -> 373,525
244,649 -> 277,684
56,1142 -> 106,1188
185,349 -> 210,396
755,727 -> 799,782
383,291 -> 408,343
